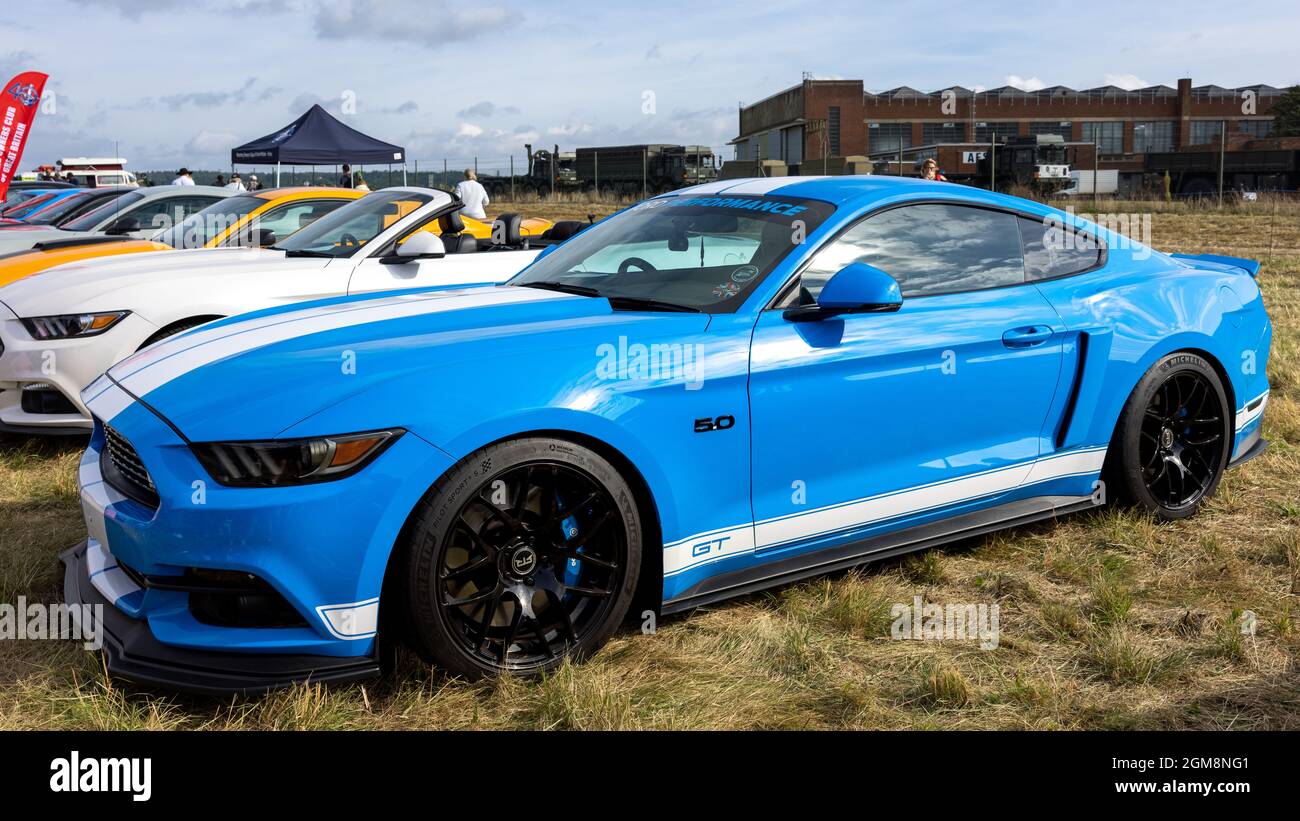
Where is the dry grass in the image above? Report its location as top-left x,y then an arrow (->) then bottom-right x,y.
0,202 -> 1296,729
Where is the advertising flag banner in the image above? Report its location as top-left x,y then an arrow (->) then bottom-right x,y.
0,71 -> 49,200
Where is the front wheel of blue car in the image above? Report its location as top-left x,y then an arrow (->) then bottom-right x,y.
401,437 -> 643,677
1112,352 -> 1232,520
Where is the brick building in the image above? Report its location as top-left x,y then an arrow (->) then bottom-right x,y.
732,77 -> 1287,188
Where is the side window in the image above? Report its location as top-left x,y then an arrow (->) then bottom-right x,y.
240,200 -> 349,243
796,203 -> 1026,301
117,198 -> 186,231
1017,216 -> 1103,281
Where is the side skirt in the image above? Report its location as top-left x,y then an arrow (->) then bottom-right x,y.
662,494 -> 1101,615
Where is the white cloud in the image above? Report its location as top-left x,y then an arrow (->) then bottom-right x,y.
313,0 -> 512,45
1103,72 -> 1151,90
456,122 -> 484,138
1005,75 -> 1046,91
184,130 -> 239,156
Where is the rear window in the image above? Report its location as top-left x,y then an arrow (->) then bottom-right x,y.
1017,215 -> 1103,281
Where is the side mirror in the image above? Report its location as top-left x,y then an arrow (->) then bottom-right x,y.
105,216 -> 141,236
248,227 -> 277,247
381,231 -> 445,264
784,262 -> 903,322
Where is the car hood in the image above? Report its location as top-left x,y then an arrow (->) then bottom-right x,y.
0,247 -> 296,316
102,284 -> 712,442
0,227 -> 98,253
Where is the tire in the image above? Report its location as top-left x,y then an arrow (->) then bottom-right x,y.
1110,352 -> 1232,519
401,437 -> 642,677
137,316 -> 219,350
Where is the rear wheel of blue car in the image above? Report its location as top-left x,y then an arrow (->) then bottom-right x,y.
401,437 -> 642,677
1112,352 -> 1231,520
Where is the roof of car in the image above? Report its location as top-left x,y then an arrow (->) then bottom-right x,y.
672,175 -> 1059,219
132,184 -> 231,198
252,186 -> 364,200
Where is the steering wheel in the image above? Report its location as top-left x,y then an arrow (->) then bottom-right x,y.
618,257 -> 656,274
339,232 -> 360,247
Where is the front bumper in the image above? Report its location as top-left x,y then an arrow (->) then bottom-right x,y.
71,376 -> 454,693
61,541 -> 381,695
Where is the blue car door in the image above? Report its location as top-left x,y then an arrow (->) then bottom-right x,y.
748,202 -> 1067,557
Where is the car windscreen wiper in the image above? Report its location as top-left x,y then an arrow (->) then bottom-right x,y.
605,295 -> 702,313
280,248 -> 335,258
517,281 -> 602,297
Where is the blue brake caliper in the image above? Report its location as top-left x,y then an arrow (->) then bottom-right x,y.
560,491 -> 582,589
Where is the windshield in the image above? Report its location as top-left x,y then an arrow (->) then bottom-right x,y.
59,190 -> 147,232
273,190 -> 433,257
3,192 -> 57,217
28,190 -> 129,226
509,194 -> 834,312
153,194 -> 265,248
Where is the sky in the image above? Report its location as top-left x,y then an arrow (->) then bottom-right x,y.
5,0 -> 1298,173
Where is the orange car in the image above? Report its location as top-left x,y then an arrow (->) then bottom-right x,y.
0,187 -> 365,290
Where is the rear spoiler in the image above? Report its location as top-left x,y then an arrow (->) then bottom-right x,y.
1170,253 -> 1261,278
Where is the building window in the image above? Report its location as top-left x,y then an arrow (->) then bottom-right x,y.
1133,121 -> 1174,153
1081,121 -> 1123,154
1028,121 -> 1072,140
869,122 -> 912,154
828,106 -> 841,156
1189,121 -> 1225,146
974,122 -> 1019,144
922,122 -> 961,145
1235,119 -> 1274,138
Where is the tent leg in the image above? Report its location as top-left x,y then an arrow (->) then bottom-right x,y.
275,162 -> 281,188
402,162 -> 407,186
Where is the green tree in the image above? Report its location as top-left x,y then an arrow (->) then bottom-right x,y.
1273,85 -> 1300,137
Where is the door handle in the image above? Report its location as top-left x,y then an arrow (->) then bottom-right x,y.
1002,325 -> 1053,348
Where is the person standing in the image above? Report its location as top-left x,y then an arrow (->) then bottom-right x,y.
214,174 -> 226,187
353,172 -> 370,192
339,163 -> 353,188
247,174 -> 261,191
225,173 -> 246,192
454,169 -> 489,219
172,168 -> 195,186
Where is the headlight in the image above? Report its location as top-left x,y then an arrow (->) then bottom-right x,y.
22,311 -> 129,340
191,429 -> 403,487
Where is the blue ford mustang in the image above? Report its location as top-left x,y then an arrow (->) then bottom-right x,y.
63,176 -> 1272,692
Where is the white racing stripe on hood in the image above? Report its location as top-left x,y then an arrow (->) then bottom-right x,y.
110,286 -> 572,399
81,374 -> 136,424
717,176 -> 831,195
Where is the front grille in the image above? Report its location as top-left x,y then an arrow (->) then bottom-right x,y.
101,423 -> 159,508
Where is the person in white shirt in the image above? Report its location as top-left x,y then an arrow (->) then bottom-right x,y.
171,168 -> 195,186
454,169 -> 489,219
225,173 -> 247,192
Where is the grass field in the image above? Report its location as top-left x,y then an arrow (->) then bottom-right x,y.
0,199 -> 1296,729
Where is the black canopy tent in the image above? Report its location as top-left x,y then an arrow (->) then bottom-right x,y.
230,104 -> 406,187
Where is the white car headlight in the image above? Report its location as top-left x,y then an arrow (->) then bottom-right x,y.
21,311 -> 130,340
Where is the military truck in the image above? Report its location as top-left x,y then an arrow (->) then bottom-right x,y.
575,144 -> 718,196
477,144 -> 581,199
1144,145 -> 1300,196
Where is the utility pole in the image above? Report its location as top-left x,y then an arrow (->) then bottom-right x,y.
1217,121 -> 1226,206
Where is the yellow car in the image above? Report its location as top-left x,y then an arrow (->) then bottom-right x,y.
0,187 -> 366,290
